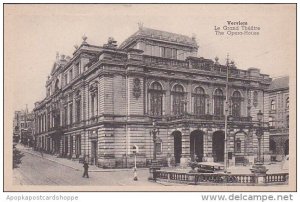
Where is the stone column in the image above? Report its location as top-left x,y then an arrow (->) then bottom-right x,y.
72,135 -> 76,159
228,130 -> 235,167
203,130 -> 214,162
180,127 -> 190,166
67,135 -> 71,157
59,138 -> 63,156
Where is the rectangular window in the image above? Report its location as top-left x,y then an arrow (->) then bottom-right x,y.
165,48 -> 172,58
64,105 -> 68,126
64,74 -> 68,85
172,49 -> 177,59
69,69 -> 73,81
76,99 -> 81,122
69,103 -> 73,124
153,46 -> 160,57
160,47 -> 165,57
91,94 -> 95,117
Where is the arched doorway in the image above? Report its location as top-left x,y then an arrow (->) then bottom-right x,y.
190,130 -> 204,162
172,131 -> 182,164
284,139 -> 289,155
213,131 -> 225,162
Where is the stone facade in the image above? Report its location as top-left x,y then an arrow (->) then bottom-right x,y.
265,76 -> 289,162
33,26 -> 272,168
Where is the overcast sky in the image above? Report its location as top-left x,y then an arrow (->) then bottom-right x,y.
5,4 -> 295,112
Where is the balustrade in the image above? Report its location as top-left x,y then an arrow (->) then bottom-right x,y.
153,170 -> 288,185
265,173 -> 288,183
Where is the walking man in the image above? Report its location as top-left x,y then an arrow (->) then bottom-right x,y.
82,161 -> 89,178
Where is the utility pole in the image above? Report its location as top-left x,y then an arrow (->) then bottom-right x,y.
224,54 -> 230,173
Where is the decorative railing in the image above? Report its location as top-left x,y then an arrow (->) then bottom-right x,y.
153,170 -> 288,185
187,57 -> 271,83
265,173 -> 289,183
143,55 -> 189,68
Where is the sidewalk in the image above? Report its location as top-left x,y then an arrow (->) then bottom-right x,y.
17,144 -> 148,172
17,144 -> 288,175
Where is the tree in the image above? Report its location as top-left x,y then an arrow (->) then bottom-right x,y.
13,143 -> 24,169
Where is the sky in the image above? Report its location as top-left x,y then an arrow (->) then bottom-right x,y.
4,4 -> 296,112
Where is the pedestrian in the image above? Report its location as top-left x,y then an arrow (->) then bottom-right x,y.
82,161 -> 89,178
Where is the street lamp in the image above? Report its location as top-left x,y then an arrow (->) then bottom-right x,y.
250,110 -> 268,182
148,119 -> 160,181
151,120 -> 159,161
256,110 -> 263,163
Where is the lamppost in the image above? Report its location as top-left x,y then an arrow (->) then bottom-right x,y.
256,110 -> 264,163
149,119 -> 160,181
250,110 -> 268,183
152,119 -> 159,161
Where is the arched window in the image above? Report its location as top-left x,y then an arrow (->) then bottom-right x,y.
286,97 -> 289,109
90,83 -> 98,118
194,87 -> 206,115
149,82 -> 163,116
232,91 -> 242,117
91,93 -> 98,117
172,84 -> 185,115
214,89 -> 224,116
271,100 -> 276,110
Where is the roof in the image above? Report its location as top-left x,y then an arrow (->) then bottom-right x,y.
268,76 -> 289,91
119,26 -> 198,49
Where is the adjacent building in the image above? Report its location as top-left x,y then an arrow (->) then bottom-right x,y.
13,108 -> 35,146
266,76 -> 289,161
33,26 -> 272,168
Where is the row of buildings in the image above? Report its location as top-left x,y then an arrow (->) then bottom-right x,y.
15,26 -> 289,168
13,108 -> 35,146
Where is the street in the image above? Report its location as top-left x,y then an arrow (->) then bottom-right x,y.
13,146 -> 162,186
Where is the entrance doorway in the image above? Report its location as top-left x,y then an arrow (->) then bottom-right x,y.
91,141 -> 98,165
190,130 -> 204,162
213,131 -> 225,162
64,136 -> 68,157
172,131 -> 182,164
